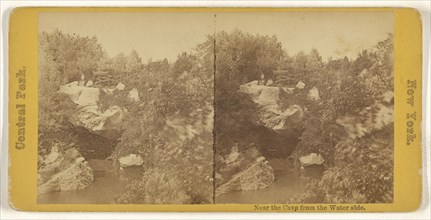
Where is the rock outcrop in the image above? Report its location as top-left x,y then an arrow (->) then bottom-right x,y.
308,87 -> 320,101
239,80 -> 304,131
299,153 -> 324,166
127,88 -> 140,102
58,81 -> 128,139
38,147 -> 94,195
296,81 -> 305,89
299,153 -> 325,178
119,154 -> 144,167
77,105 -> 124,139
116,82 -> 125,91
85,80 -> 94,87
216,147 -> 275,196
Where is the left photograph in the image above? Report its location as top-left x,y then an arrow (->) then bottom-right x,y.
37,12 -> 215,204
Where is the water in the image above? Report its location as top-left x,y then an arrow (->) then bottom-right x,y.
38,159 -> 303,204
216,160 -> 304,204
38,159 -> 126,204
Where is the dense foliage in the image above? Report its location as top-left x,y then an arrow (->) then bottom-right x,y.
39,30 -> 213,203
113,48 -> 214,204
39,27 -> 393,204
213,30 -> 285,156
286,34 -> 394,203
212,30 -> 394,203
38,30 -> 104,156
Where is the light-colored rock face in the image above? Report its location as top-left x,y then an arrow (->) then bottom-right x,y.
78,80 -> 86,86
382,91 -> 394,104
77,105 -> 124,135
238,80 -> 262,97
59,81 -> 84,103
59,82 -> 126,139
299,153 -> 325,178
265,79 -> 274,86
225,145 -> 240,164
216,160 -> 274,196
44,145 -> 60,164
127,88 -> 140,102
76,87 -> 100,106
262,104 -> 303,131
296,81 -> 305,89
239,82 -> 303,131
299,153 -> 325,167
308,87 -> 320,101
253,86 -> 280,107
59,81 -> 99,107
216,147 -> 275,196
38,147 -> 94,195
116,82 -> 126,91
58,159 -> 94,191
86,80 -> 94,87
119,154 -> 144,167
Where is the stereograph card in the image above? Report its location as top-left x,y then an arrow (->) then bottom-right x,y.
8,7 -> 422,212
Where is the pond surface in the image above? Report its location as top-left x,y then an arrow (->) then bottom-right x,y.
38,159 -> 126,204
38,159 -> 303,204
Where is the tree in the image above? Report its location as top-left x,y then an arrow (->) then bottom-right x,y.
213,30 -> 284,86
210,30 -> 286,155
125,50 -> 143,75
365,33 -> 394,95
172,52 -> 197,76
292,35 -> 394,204
38,30 -> 104,154
39,30 -> 104,84
110,52 -> 128,75
115,45 -> 214,204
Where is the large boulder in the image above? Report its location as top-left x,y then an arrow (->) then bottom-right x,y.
265,79 -> 274,86
58,82 -> 126,139
308,87 -> 320,101
299,153 -> 324,167
59,81 -> 100,106
58,81 -> 84,103
76,87 -> 100,106
118,154 -> 144,167
299,153 -> 325,178
76,105 -> 124,139
117,154 -> 144,182
38,147 -> 94,195
85,80 -> 94,87
296,81 -> 305,89
260,104 -> 303,131
127,88 -> 140,102
239,81 -> 279,107
216,147 -> 275,196
116,82 -> 125,91
239,81 -> 303,131
216,160 -> 274,196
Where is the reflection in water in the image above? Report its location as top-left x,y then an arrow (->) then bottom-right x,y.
38,159 -> 303,204
216,169 -> 303,204
38,159 -> 126,204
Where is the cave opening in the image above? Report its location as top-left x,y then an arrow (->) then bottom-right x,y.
70,126 -> 119,160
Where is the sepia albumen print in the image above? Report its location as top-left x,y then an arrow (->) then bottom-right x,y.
37,11 -> 394,204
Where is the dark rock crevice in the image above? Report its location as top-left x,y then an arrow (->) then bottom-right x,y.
69,126 -> 118,160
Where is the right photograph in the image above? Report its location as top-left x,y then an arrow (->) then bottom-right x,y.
214,11 -> 394,204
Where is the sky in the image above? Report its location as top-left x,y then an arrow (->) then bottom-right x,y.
39,11 -> 393,62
